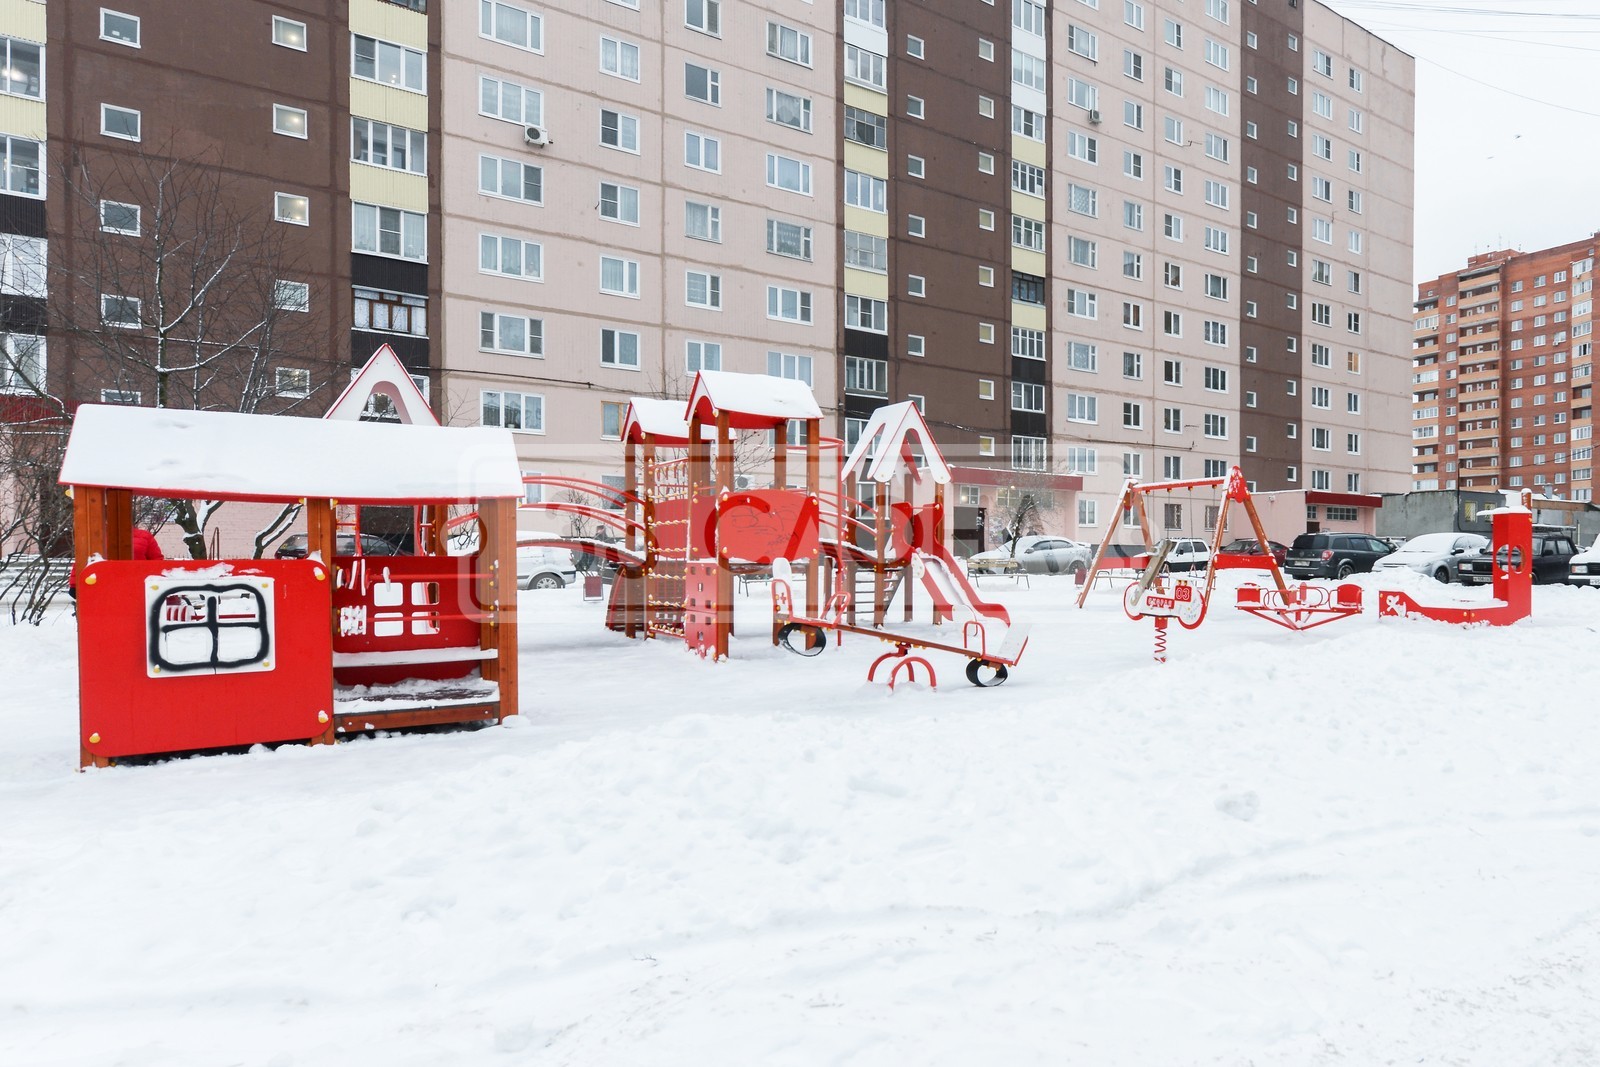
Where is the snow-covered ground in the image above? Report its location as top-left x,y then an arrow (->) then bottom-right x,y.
5,571 -> 1600,1065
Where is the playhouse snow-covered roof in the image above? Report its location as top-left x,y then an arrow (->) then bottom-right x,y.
686,370 -> 822,429
324,343 -> 437,425
840,402 -> 952,485
622,397 -> 692,445
60,405 -> 524,503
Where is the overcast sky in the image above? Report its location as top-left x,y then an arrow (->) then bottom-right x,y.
1320,0 -> 1600,286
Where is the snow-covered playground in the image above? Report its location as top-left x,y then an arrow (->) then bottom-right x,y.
5,570 -> 1600,1065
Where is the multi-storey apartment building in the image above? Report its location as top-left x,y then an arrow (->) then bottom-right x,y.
1412,239 -> 1596,502
3,0 -> 1415,552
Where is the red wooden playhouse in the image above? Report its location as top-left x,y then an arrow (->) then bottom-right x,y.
60,404 -> 525,767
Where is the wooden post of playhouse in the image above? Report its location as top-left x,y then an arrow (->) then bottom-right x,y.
902,466 -> 914,623
805,418 -> 820,620
931,482 -> 947,624
72,486 -> 107,576
105,488 -> 133,560
873,481 -> 888,627
477,496 -> 520,721
715,410 -> 733,657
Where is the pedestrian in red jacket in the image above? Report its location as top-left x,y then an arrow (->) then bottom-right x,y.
69,527 -> 164,601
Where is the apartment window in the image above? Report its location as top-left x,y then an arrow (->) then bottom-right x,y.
275,367 -> 310,398
1010,215 -> 1046,254
1012,161 -> 1046,197
1013,436 -> 1047,472
1311,427 -> 1331,451
274,192 -> 309,225
595,109 -> 641,153
352,34 -> 425,91
1125,49 -> 1145,81
480,156 -> 543,205
100,200 -> 140,235
768,349 -> 814,385
1124,251 -> 1143,279
1164,262 -> 1183,289
1204,413 -> 1228,439
1012,106 -> 1046,141
844,169 -> 884,211
1123,401 -> 1143,428
272,104 -> 309,139
1068,184 -> 1097,217
1125,150 -> 1144,180
482,0 -> 544,51
1204,179 -> 1229,209
597,182 -> 639,223
1164,19 -> 1183,47
686,339 -> 722,373
1203,320 -> 1227,347
1067,237 -> 1096,269
685,270 -> 721,309
1066,394 -> 1098,423
979,95 -> 995,118
272,16 -> 307,50
1163,359 -> 1182,386
599,255 -> 640,297
352,118 -> 426,173
768,218 -> 814,261
767,88 -> 813,132
685,201 -> 721,243
355,288 -> 427,336
1067,25 -> 1098,61
100,104 -> 141,142
1165,116 -> 1184,145
100,294 -> 141,328
770,154 -> 814,195
766,21 -> 812,65
1164,214 -> 1183,241
1066,288 -> 1096,318
907,34 -> 926,58
845,44 -> 886,90
907,335 -> 926,359
480,233 -> 542,280
480,77 -> 543,128
684,131 -> 721,172
844,295 -> 886,333
1015,51 -> 1047,92
600,37 -> 641,81
1205,38 -> 1230,69
1164,311 -> 1183,337
1067,131 -> 1098,165
480,311 -> 542,355
835,357 -> 888,402
907,154 -> 926,179
600,327 -> 641,368
0,38 -> 40,101
685,62 -> 722,104
273,280 -> 310,312
979,38 -> 995,61
1125,101 -> 1145,129
768,286 -> 813,324
481,390 -> 543,432
1124,201 -> 1144,232
1077,496 -> 1099,527
845,107 -> 887,150
685,0 -> 721,36
1204,227 -> 1229,254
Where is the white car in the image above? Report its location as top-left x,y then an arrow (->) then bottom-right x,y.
1162,537 -> 1212,572
969,535 -> 1093,576
1374,531 -> 1488,583
1569,536 -> 1600,587
517,544 -> 578,590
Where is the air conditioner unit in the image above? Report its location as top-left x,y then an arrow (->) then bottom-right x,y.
523,125 -> 550,147
1088,109 -> 1102,125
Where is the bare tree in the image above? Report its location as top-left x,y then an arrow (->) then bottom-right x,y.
991,465 -> 1072,555
0,405 -> 71,624
48,144 -> 331,558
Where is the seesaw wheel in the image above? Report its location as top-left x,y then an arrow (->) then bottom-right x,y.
966,659 -> 1009,687
778,623 -> 827,657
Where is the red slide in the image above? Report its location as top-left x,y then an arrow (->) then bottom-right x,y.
916,544 -> 1011,628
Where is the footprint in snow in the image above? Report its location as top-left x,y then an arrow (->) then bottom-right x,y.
1215,791 -> 1260,822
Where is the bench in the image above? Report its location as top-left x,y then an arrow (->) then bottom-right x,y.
967,558 -> 1030,588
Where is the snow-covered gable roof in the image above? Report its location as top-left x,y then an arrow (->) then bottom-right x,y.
622,397 -> 692,445
60,405 -> 523,503
840,402 -> 952,485
686,369 -> 822,430
323,343 -> 437,425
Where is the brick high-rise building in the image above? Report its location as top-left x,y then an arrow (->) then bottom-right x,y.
1,0 -> 1416,551
1412,239 -> 1596,501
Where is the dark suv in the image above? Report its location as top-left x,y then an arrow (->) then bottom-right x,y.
274,534 -> 402,559
1284,532 -> 1394,579
1455,531 -> 1579,586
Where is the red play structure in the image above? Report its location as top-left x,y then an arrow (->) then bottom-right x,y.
583,377 -> 1026,688
1378,502 -> 1533,626
1080,466 -> 1363,655
60,405 -> 525,767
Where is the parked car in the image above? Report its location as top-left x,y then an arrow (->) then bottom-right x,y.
1374,531 -> 1489,583
1161,537 -> 1213,572
274,533 -> 402,559
517,544 -> 578,590
1216,538 -> 1289,567
1455,530 -> 1580,586
1284,532 -> 1395,580
969,535 -> 1093,576
1569,536 -> 1600,587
